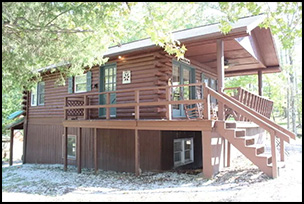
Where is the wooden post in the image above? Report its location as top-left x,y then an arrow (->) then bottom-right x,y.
23,91 -> 29,164
258,70 -> 263,96
135,129 -> 140,176
106,93 -> 110,120
63,127 -> 68,171
202,130 -> 213,178
94,128 -> 98,174
135,90 -> 140,120
270,131 -> 278,178
9,128 -> 14,166
165,86 -> 172,120
203,83 -> 210,120
280,138 -> 285,162
77,127 -> 82,173
217,39 -> 225,120
64,97 -> 67,120
227,141 -> 231,167
84,95 -> 88,120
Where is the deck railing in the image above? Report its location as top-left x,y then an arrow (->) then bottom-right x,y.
64,82 -> 207,121
223,87 -> 274,121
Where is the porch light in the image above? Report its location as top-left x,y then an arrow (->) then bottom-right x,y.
224,58 -> 229,69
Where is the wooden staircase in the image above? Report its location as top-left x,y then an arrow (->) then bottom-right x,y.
216,121 -> 274,177
201,83 -> 296,178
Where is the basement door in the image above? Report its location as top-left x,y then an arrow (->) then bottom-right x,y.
172,60 -> 195,118
99,63 -> 117,117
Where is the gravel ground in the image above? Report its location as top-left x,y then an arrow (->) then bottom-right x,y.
2,137 -> 302,202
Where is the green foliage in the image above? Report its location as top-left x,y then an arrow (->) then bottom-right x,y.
218,2 -> 302,50
2,2 -> 302,134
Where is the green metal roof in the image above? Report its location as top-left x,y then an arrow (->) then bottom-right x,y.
7,110 -> 25,120
5,117 -> 24,129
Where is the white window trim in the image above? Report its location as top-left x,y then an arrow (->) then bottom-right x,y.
30,85 -> 38,106
62,134 -> 77,160
31,81 -> 45,106
37,81 -> 45,105
74,74 -> 87,93
174,138 -> 194,167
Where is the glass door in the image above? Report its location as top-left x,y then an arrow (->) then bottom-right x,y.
99,63 -> 117,117
172,60 -> 195,118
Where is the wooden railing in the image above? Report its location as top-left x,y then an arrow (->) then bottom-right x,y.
223,87 -> 273,121
64,82 -> 207,121
204,83 -> 296,178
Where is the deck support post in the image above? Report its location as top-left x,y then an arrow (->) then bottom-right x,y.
202,130 -> 213,178
63,127 -> 68,171
280,138 -> 285,162
227,141 -> 231,167
258,70 -> 263,96
94,128 -> 98,174
77,127 -> 82,173
135,129 -> 140,176
270,131 -> 278,178
9,128 -> 14,166
217,39 -> 225,120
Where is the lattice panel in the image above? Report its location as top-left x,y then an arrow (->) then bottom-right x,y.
67,100 -> 84,116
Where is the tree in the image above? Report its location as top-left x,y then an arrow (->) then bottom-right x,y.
2,2 -> 302,135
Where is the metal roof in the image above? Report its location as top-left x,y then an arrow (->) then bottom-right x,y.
7,110 -> 25,120
37,14 -> 266,72
104,14 -> 266,57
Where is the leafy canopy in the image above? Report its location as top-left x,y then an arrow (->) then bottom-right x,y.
2,2 -> 302,135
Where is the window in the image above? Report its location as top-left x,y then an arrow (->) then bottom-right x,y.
74,74 -> 87,93
68,71 -> 92,94
37,81 -> 45,105
62,135 -> 76,159
31,81 -> 45,106
174,138 -> 194,167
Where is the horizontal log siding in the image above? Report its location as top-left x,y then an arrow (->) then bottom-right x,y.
26,118 -> 161,172
115,50 -> 170,119
28,49 -> 170,119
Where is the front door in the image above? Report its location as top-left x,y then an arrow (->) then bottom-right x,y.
99,63 -> 117,117
172,60 -> 195,118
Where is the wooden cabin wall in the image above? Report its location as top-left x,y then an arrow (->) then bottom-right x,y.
26,117 -> 162,172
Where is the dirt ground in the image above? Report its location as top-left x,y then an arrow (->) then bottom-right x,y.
2,137 -> 302,202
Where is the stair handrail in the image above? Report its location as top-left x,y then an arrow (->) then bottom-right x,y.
220,89 -> 295,140
204,84 -> 295,143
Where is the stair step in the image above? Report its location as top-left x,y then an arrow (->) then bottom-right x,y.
225,121 -> 237,129
257,153 -> 272,164
235,129 -> 246,137
235,135 -> 255,146
246,144 -> 265,155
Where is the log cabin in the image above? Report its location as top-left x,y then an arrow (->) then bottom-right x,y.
10,15 -> 296,179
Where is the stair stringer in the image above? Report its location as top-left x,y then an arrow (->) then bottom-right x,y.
215,121 -> 273,178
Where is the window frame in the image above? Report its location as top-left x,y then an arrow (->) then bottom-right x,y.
62,134 -> 77,160
173,138 -> 194,167
31,81 -> 45,106
74,74 -> 87,93
37,81 -> 45,105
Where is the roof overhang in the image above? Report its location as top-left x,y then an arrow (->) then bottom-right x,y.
104,15 -> 266,58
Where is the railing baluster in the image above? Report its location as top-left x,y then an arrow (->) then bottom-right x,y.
135,90 -> 140,120
84,95 -> 88,120
106,92 -> 110,120
203,83 -> 210,120
64,97 -> 67,120
166,86 -> 172,120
